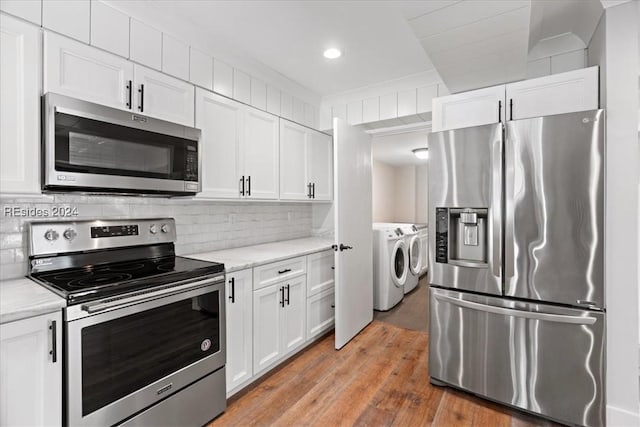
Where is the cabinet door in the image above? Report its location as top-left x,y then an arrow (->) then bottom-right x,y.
279,119 -> 309,200
432,85 -> 505,132
242,108 -> 279,200
281,276 -> 307,355
0,312 -> 62,427
1,15 -> 41,194
253,284 -> 283,375
44,31 -> 133,110
195,89 -> 242,199
225,269 -> 253,393
506,66 -> 599,121
306,250 -> 335,297
307,130 -> 333,201
133,64 -> 195,126
306,289 -> 335,341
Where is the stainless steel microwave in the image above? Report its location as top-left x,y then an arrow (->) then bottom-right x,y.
42,93 -> 201,196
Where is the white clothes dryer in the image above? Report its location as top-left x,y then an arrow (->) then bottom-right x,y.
372,225 -> 408,311
375,223 -> 421,294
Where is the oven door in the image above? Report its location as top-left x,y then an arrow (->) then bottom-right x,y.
65,275 -> 225,427
43,93 -> 200,194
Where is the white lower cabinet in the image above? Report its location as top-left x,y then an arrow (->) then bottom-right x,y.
0,14 -> 41,194
0,311 -> 62,427
253,275 -> 306,375
306,288 -> 335,341
306,250 -> 335,296
225,269 -> 253,394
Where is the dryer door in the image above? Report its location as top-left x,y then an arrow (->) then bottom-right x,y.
391,240 -> 408,287
408,235 -> 421,275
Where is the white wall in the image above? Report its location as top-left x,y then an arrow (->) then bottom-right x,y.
415,164 -> 429,224
588,2 -> 640,424
372,160 -> 397,223
394,166 -> 416,223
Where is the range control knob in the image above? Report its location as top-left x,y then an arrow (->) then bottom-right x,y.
44,229 -> 59,241
149,224 -> 158,234
160,223 -> 170,233
63,228 -> 77,241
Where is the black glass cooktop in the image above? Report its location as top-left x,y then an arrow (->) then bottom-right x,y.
31,256 -> 224,305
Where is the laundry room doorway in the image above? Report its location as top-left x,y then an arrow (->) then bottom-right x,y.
370,126 -> 431,332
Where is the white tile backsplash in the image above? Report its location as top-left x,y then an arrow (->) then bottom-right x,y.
0,195 -> 313,280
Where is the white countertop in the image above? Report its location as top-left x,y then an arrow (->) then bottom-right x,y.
0,278 -> 66,325
187,237 -> 334,272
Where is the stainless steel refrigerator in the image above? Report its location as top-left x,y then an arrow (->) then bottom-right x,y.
427,110 -> 605,427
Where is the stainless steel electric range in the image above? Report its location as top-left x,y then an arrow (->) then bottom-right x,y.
28,218 -> 226,427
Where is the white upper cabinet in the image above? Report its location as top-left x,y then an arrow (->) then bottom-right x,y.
307,130 -> 333,201
379,93 -> 398,120
279,119 -> 309,200
398,89 -> 417,117
362,97 -> 379,123
280,92 -> 293,120
161,34 -> 189,81
250,78 -> 267,111
196,89 -> 278,200
196,89 -> 243,199
133,64 -> 194,126
242,108 -> 279,200
90,0 -> 129,58
279,119 -> 333,202
44,31 -> 134,110
505,66 -> 599,121
417,84 -> 438,114
189,47 -> 213,90
213,59 -> 233,98
347,101 -> 363,125
1,14 -> 41,194
1,0 -> 41,25
233,69 -> 251,104
130,19 -> 161,70
432,84 -> 505,132
225,269 -> 253,394
292,97 -> 304,124
43,0 -> 90,43
266,85 -> 281,116
0,311 -> 63,427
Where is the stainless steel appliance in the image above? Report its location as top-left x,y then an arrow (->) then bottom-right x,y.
428,110 -> 605,427
28,218 -> 226,426
42,93 -> 201,195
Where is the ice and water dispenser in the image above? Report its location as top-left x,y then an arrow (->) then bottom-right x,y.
435,207 -> 488,266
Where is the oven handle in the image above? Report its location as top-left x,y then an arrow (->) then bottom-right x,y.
81,274 -> 225,314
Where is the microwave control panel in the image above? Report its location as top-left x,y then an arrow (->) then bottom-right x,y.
185,145 -> 198,181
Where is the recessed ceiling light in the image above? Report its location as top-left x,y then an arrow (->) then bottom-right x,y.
412,148 -> 429,160
323,48 -> 342,59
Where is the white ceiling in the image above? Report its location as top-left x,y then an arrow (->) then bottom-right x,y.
125,1 -> 436,96
372,129 -> 431,166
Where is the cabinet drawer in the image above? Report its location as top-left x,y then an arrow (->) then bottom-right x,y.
306,288 -> 335,341
306,250 -> 334,296
253,256 -> 306,290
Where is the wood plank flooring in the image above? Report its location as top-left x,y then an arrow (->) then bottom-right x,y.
209,321 -> 559,427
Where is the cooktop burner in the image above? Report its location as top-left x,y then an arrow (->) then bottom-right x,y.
31,255 -> 224,305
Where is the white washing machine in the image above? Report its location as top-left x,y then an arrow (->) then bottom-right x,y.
396,224 -> 421,293
372,225 -> 408,311
415,224 -> 428,276
375,223 -> 421,293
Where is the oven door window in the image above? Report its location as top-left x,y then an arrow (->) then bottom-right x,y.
54,112 -> 197,181
80,291 -> 220,416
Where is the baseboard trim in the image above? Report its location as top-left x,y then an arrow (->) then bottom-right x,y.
607,404 -> 640,426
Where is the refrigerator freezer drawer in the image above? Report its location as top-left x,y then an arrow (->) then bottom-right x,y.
429,287 -> 604,427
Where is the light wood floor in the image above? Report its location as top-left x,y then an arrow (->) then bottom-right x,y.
209,321 -> 558,427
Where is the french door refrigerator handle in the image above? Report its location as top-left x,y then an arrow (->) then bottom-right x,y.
504,128 -> 515,279
491,137 -> 502,278
434,293 -> 597,325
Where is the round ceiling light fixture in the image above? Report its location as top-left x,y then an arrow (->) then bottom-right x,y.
323,48 -> 342,59
412,147 -> 429,160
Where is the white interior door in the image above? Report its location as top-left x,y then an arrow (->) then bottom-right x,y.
333,118 -> 373,349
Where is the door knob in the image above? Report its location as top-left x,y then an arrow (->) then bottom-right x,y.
339,244 -> 353,251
